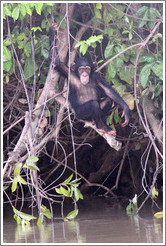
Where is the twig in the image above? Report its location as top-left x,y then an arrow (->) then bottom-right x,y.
96,19 -> 162,72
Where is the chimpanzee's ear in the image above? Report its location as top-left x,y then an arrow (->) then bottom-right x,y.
71,62 -> 76,71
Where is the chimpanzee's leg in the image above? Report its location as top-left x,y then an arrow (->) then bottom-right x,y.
100,97 -> 113,115
75,100 -> 116,136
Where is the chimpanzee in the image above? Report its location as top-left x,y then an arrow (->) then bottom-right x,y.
49,24 -> 130,136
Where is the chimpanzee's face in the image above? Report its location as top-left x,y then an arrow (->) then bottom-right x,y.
74,57 -> 94,85
78,66 -> 91,85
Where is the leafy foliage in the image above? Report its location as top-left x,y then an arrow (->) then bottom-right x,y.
65,209 -> 79,221
11,163 -> 27,192
37,205 -> 52,225
126,194 -> 138,215
154,211 -> 163,219
135,6 -> 161,29
13,207 -> 37,225
75,35 -> 103,55
55,174 -> 84,203
24,156 -> 40,171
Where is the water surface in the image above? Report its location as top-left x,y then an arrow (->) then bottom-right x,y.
3,197 -> 163,244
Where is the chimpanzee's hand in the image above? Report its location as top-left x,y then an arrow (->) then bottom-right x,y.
121,106 -> 130,127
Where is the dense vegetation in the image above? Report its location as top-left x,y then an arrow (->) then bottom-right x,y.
3,3 -> 163,224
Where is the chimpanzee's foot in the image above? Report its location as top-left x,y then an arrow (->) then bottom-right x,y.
98,128 -> 116,136
107,130 -> 116,136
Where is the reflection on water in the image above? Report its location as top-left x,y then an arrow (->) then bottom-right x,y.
3,197 -> 163,244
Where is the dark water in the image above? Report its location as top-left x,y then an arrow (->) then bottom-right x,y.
3,197 -> 163,244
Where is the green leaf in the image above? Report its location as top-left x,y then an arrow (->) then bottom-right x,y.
24,46 -> 32,57
152,187 -> 158,199
138,63 -> 153,88
107,62 -> 116,79
86,35 -> 103,45
14,163 -> 22,176
136,6 -> 148,16
41,47 -> 49,59
17,33 -> 27,43
5,74 -> 10,83
3,46 -> 11,61
152,62 -> 163,80
154,211 -> 163,219
17,175 -> 27,185
3,186 -> 9,191
60,186 -> 71,197
80,43 -> 88,56
114,108 -> 120,124
154,83 -> 162,97
138,11 -> 149,27
107,112 -> 115,130
41,205 -> 52,219
96,3 -> 102,9
107,111 -> 113,125
126,194 -> 138,215
139,53 -> 155,63
124,16 -> 129,24
14,214 -> 22,225
12,6 -> 20,21
37,214 -> 44,225
26,156 -> 39,163
65,209 -> 78,221
119,66 -> 135,85
104,27 -> 114,37
3,39 -> 12,47
104,44 -> 114,59
110,4 -> 125,19
13,207 -> 37,221
11,177 -> 18,192
73,187 -> 83,202
103,9 -> 113,24
94,8 -> 102,19
142,88 -> 150,96
150,8 -> 161,18
70,178 -> 82,184
23,57 -> 39,80
148,8 -> 161,27
122,93 -> 135,111
24,162 -> 40,171
41,19 -> 46,29
136,7 -> 149,28
129,32 -> 132,40
25,4 -> 32,15
70,187 -> 74,197
3,60 -> 12,72
75,41 -> 84,48
25,156 -> 40,171
62,174 -> 74,184
122,30 -> 129,35
31,27 -> 42,32
55,187 -> 63,195
4,6 -> 12,17
35,3 -> 43,15
20,5 -> 27,17
74,187 -> 79,202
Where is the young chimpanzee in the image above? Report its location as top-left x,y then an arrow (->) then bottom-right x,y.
49,24 -> 130,136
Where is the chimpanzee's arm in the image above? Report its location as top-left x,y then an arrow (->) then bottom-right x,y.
94,72 -> 130,127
